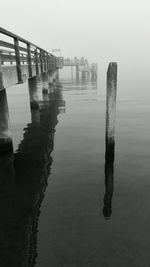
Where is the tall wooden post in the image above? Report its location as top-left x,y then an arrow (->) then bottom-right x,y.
106,62 -> 117,145
14,38 -> 23,83
40,50 -> 43,74
103,140 -> 115,220
27,44 -> 32,78
28,77 -> 39,109
0,55 -> 4,90
76,64 -> 79,83
35,49 -> 39,75
103,62 -> 117,220
0,89 -> 13,153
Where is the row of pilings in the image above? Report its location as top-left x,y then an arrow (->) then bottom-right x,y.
0,69 -> 59,153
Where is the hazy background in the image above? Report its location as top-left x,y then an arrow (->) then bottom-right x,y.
1,0 -> 150,98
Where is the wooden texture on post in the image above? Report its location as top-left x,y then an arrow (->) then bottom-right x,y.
27,44 -> 32,78
34,49 -> 39,75
0,55 -> 4,90
106,62 -> 117,144
14,37 -> 23,83
44,52 -> 47,72
40,50 -> 43,73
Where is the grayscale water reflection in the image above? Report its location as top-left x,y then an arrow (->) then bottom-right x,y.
0,76 -> 150,266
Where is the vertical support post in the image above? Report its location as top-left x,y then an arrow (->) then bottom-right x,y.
40,50 -> 43,73
0,89 -> 13,153
103,139 -> 115,220
44,52 -> 47,72
103,62 -> 117,220
0,55 -> 4,90
46,53 -> 48,72
56,69 -> 59,84
28,76 -> 39,109
82,71 -> 86,82
35,49 -> 39,75
42,72 -> 48,95
76,64 -> 79,83
27,43 -> 32,78
71,66 -> 73,81
14,38 -> 23,83
9,52 -> 13,65
106,62 -> 117,145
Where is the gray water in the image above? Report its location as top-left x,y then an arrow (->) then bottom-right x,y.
0,68 -> 150,267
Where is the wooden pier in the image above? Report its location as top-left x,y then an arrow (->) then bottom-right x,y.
0,27 -> 97,153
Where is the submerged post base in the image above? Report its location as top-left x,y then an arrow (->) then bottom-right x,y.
42,88 -> 48,95
0,138 -> 13,154
30,101 -> 39,110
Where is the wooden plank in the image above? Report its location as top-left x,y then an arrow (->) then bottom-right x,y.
19,46 -> 27,53
1,54 -> 16,61
0,40 -> 14,49
14,37 -> 23,83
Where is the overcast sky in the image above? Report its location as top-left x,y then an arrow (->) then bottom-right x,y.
1,0 -> 150,98
1,0 -> 149,63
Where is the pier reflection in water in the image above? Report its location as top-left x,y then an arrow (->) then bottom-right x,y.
0,85 -> 65,266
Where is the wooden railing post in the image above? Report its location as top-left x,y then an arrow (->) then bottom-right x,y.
27,44 -> 32,78
34,49 -> 39,75
44,52 -> 47,72
0,55 -> 4,90
40,50 -> 43,73
14,37 -> 23,83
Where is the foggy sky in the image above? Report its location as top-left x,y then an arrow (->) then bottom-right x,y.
1,0 -> 149,64
1,0 -> 150,98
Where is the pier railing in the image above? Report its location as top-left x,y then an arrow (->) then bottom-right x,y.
0,27 -> 61,84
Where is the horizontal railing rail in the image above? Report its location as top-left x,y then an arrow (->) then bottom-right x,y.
0,27 -> 62,83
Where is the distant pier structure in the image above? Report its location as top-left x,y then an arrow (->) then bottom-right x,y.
59,57 -> 98,83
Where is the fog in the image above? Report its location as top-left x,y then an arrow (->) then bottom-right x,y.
1,0 -> 150,98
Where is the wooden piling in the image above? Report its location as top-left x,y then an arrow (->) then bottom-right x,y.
27,44 -> 32,78
76,64 -> 79,83
0,89 -> 13,153
40,50 -> 43,73
103,140 -> 115,220
28,77 -> 39,109
34,49 -> 39,75
14,37 -> 23,83
0,55 -> 4,90
106,62 -> 117,144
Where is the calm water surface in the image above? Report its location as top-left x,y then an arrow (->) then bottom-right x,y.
0,72 -> 150,266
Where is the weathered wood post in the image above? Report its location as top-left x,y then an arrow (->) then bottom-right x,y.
82,70 -> 86,83
71,66 -> 73,81
76,64 -> 79,83
42,72 -> 48,95
106,62 -> 117,145
27,44 -> 32,78
103,139 -> 115,220
28,76 -> 39,109
14,37 -> 23,83
34,49 -> 39,75
0,89 -> 13,152
103,62 -> 117,220
40,50 -> 44,74
0,56 -> 13,152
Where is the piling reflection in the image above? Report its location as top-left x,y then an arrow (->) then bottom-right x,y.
0,85 -> 65,266
103,140 -> 115,220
